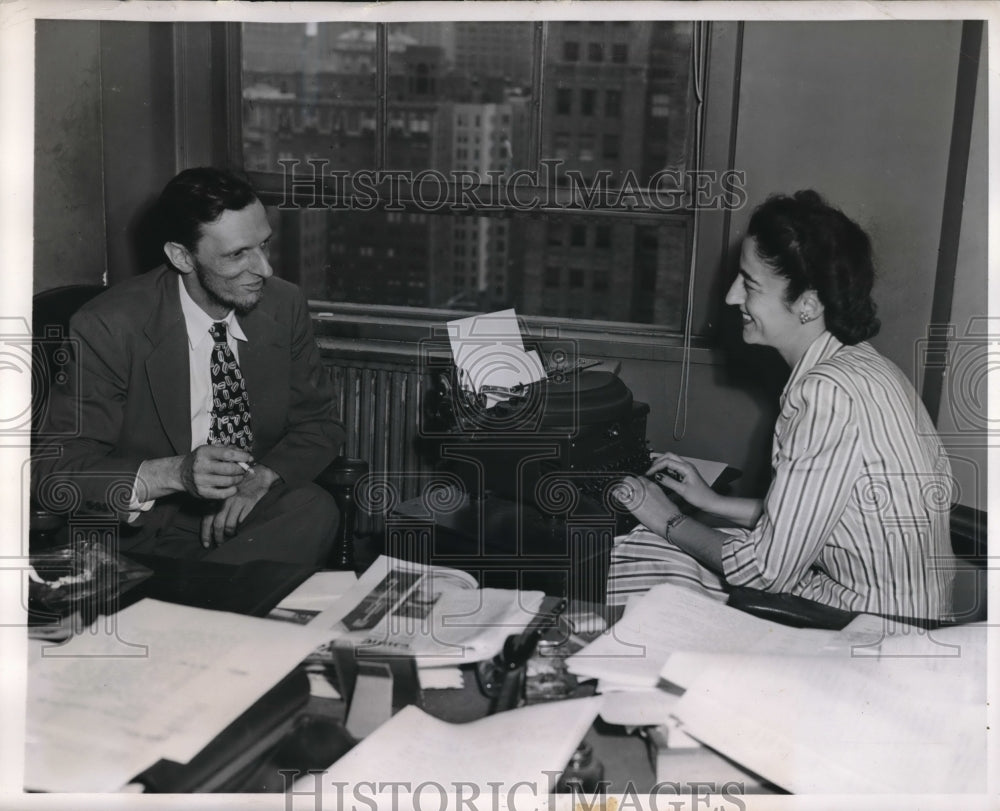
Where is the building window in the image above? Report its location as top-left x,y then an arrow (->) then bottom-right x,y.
239,20 -> 715,332
556,87 -> 572,115
605,89 -> 621,118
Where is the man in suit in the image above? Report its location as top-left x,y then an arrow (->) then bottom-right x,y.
33,168 -> 343,566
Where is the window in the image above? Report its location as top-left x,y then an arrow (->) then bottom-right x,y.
605,89 -> 621,118
238,20 -> 730,333
556,87 -> 572,115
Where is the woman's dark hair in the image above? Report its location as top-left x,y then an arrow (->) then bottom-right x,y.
157,167 -> 258,251
746,190 -> 880,344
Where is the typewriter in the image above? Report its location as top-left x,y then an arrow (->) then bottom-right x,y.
423,361 -> 651,525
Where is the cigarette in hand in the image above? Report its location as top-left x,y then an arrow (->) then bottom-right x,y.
236,461 -> 256,475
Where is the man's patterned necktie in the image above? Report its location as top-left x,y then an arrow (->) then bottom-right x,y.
207,321 -> 254,451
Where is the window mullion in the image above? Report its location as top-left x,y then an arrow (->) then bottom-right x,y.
529,21 -> 546,173
375,23 -> 388,172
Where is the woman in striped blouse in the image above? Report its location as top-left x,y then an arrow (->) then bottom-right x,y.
609,191 -> 955,622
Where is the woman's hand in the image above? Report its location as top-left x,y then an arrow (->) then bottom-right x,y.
645,452 -> 718,512
613,475 -> 682,538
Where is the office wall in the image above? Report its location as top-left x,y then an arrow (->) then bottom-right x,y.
34,22 -> 107,289
33,21 -> 179,293
729,21 -> 961,374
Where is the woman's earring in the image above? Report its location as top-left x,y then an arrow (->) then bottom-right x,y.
799,312 -> 815,324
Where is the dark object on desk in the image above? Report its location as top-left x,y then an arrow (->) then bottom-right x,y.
136,669 -> 314,792
409,369 -> 651,601
476,595 -> 566,713
726,587 -> 857,631
424,369 -> 651,515
316,456 -> 370,569
28,541 -> 152,624
124,554 -> 315,617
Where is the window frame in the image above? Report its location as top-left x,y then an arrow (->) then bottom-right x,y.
225,21 -> 743,362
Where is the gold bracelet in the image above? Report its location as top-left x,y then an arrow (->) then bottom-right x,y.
664,513 -> 688,542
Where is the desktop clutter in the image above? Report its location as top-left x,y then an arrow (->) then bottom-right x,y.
25,552 -> 987,796
25,310 -> 988,797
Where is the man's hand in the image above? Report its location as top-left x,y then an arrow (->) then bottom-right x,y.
179,445 -> 255,500
613,475 -> 682,538
200,464 -> 279,548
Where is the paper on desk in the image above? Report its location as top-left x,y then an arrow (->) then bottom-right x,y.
661,611 -> 895,688
566,584 -> 882,689
418,666 -> 464,690
447,309 -> 546,404
278,570 -> 358,611
598,688 -> 681,727
25,599 -> 333,792
672,623 -> 989,794
291,696 -> 602,801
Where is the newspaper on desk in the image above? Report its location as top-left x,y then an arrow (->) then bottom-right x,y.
311,555 -> 546,668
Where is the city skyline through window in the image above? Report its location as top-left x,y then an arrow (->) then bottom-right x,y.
242,20 -> 697,327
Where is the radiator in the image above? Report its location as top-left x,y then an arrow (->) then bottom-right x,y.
327,360 -> 435,535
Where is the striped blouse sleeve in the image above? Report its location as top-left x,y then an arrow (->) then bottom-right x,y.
720,373 -> 861,592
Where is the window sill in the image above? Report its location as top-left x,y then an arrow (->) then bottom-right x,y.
310,301 -> 725,365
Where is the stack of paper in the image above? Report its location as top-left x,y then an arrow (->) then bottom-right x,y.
671,623 -> 988,793
291,696 -> 603,804
566,584 -> 887,691
25,599 -> 334,792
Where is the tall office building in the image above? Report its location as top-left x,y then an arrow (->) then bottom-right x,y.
519,21 -> 691,326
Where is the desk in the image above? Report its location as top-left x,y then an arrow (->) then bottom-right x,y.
74,555 -> 761,795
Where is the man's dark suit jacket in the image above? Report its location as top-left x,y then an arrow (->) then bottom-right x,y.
33,265 -> 344,533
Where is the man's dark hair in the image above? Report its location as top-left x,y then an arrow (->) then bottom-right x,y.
747,190 -> 881,345
157,167 -> 258,252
